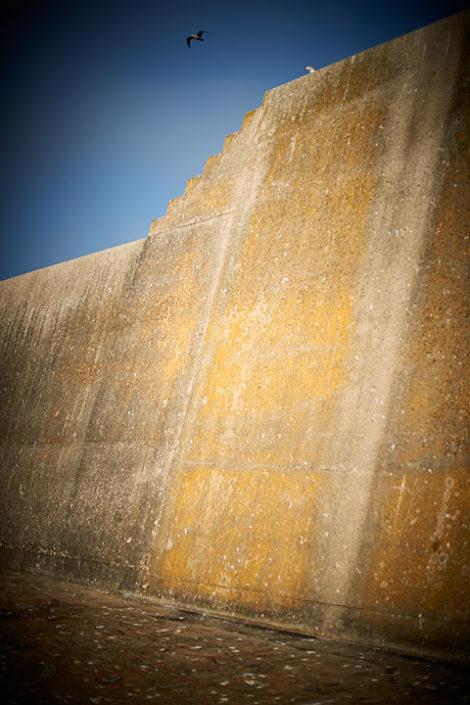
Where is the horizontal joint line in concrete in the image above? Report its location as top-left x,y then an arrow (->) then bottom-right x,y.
183,460 -> 369,475
0,440 -> 161,448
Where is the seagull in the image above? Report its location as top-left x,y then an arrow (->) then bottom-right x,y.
186,30 -> 211,48
304,65 -> 315,73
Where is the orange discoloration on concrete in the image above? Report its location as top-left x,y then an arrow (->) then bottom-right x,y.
151,84 -> 384,614
391,124 -> 470,465
158,465 -> 319,610
1,12 -> 469,660
189,287 -> 353,469
353,467 -> 470,656
149,13 -> 470,658
342,44 -> 470,653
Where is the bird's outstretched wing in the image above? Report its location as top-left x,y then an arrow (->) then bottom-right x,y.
186,30 -> 211,47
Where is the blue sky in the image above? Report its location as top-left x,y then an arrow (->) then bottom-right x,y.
0,0 -> 466,280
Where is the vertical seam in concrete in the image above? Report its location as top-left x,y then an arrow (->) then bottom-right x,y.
146,105 -> 265,584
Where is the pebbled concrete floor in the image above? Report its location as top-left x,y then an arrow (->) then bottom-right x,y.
0,570 -> 468,705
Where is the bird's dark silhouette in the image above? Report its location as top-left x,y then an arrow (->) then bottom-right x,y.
186,30 -> 211,47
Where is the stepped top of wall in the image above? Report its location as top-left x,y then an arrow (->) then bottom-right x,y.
1,9 -> 468,285
147,9 -> 469,239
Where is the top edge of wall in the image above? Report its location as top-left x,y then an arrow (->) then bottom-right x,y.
2,9 -> 467,285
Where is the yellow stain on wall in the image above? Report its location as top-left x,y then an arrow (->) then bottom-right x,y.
158,465 -> 319,611
353,122 -> 470,630
190,286 -> 354,468
152,90 -> 386,610
49,232 -> 211,446
361,468 -> 470,621
391,125 -> 470,463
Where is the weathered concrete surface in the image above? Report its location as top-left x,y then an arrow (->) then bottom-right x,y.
1,570 -> 469,705
0,12 -> 469,660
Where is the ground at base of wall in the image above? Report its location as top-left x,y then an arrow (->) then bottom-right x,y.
0,571 -> 468,705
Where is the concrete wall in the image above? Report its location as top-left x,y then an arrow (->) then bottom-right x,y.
1,12 -> 469,659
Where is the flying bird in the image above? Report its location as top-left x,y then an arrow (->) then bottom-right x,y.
304,65 -> 315,73
186,30 -> 211,48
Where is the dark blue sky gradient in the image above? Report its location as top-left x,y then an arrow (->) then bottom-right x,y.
1,0 -> 466,280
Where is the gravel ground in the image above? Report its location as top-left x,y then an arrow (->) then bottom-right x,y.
0,570 -> 468,705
